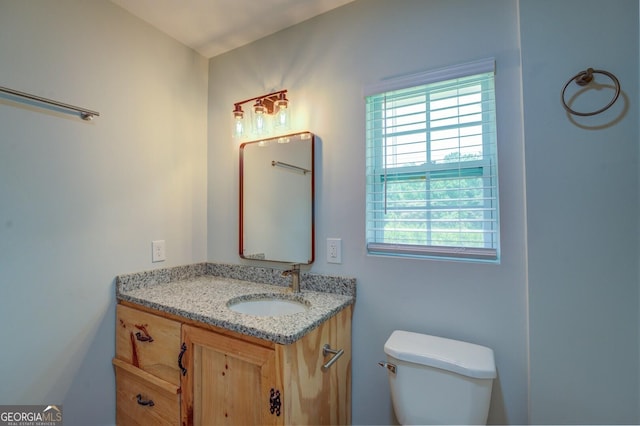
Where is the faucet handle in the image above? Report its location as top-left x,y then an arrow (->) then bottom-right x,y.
282,264 -> 301,276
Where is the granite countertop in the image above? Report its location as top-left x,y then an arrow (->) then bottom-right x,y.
116,262 -> 356,345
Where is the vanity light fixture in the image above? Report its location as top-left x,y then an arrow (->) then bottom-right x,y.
233,89 -> 289,139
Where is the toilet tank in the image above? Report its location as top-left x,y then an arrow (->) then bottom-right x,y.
383,330 -> 496,425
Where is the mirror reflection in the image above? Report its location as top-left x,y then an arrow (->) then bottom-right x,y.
240,131 -> 314,264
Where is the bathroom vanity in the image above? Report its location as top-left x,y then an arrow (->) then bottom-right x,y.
112,263 -> 355,425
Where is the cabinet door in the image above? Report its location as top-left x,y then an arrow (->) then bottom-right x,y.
181,325 -> 283,426
116,304 -> 182,386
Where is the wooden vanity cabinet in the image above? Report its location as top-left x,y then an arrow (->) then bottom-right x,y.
114,303 -> 352,426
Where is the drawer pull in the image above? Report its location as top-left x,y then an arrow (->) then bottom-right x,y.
178,343 -> 187,376
135,331 -> 153,342
322,344 -> 344,371
134,325 -> 154,342
136,394 -> 155,407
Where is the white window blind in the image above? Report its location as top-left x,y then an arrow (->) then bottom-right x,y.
365,59 -> 499,261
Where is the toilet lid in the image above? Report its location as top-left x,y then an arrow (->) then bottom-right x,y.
384,330 -> 496,379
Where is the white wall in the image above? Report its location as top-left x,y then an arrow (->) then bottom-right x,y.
207,0 -> 528,423
0,1 -> 207,424
520,0 -> 640,423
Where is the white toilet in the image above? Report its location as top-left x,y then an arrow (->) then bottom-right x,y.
380,330 -> 496,425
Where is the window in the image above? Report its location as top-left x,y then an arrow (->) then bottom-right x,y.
365,59 -> 499,262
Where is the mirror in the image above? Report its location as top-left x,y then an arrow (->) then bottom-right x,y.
240,131 -> 314,264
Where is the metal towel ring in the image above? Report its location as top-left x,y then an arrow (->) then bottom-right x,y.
561,68 -> 620,116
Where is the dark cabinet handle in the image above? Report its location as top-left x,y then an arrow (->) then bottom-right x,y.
134,325 -> 153,342
136,394 -> 155,407
178,343 -> 187,376
135,331 -> 153,342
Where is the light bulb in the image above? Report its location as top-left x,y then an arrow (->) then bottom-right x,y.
255,114 -> 265,134
274,96 -> 290,131
253,99 -> 268,135
277,106 -> 288,127
234,116 -> 244,138
232,105 -> 245,139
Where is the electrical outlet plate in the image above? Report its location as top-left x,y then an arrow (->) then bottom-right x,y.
152,240 -> 166,262
327,238 -> 342,264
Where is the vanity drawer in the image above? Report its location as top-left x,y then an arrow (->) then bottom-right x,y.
113,358 -> 180,426
116,304 -> 182,385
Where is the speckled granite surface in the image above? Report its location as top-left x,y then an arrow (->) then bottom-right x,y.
115,263 -> 356,344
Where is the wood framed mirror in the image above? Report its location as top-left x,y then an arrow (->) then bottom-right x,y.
239,131 -> 314,264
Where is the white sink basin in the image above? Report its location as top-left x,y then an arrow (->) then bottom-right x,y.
227,295 -> 309,317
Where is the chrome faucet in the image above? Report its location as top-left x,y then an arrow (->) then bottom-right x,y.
282,264 -> 301,293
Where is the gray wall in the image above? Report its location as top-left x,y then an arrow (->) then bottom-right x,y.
520,0 -> 640,423
208,0 -> 640,423
0,1 -> 207,425
207,1 -> 528,423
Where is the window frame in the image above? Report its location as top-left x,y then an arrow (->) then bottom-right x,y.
364,59 -> 500,262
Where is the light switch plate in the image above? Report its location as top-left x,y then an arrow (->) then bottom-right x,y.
327,238 -> 342,264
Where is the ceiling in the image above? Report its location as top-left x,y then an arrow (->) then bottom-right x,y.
110,0 -> 356,58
